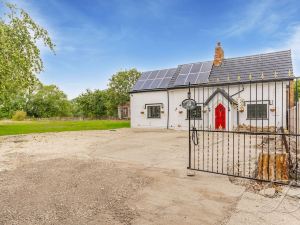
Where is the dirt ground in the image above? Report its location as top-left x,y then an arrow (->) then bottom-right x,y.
0,128 -> 299,225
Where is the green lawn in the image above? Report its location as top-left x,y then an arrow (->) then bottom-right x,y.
0,120 -> 130,136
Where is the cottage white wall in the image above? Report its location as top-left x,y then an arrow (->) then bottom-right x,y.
168,89 -> 189,130
131,81 -> 289,130
230,82 -> 288,128
168,88 -> 234,130
130,91 -> 168,128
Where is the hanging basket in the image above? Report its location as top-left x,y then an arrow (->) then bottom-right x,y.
270,106 -> 276,112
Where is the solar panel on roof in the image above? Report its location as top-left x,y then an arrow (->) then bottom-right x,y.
171,61 -> 212,87
134,80 -> 146,90
150,79 -> 162,89
140,71 -> 151,80
131,67 -> 178,91
174,75 -> 188,86
142,80 -> 154,89
166,69 -> 176,77
184,73 -> 198,85
156,69 -> 168,78
159,77 -> 171,88
179,64 -> 192,75
148,70 -> 159,79
190,63 -> 202,73
201,62 -> 213,72
196,72 -> 210,83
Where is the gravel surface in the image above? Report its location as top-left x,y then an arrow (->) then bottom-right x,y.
0,128 -> 299,225
0,158 -> 152,225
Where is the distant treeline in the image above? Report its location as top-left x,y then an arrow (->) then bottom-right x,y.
0,69 -> 140,119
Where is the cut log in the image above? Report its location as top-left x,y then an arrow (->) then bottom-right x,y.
257,153 -> 289,181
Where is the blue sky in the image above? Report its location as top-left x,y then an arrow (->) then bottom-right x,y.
4,0 -> 300,98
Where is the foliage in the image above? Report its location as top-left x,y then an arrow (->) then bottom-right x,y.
107,69 -> 141,116
73,89 -> 107,118
11,110 -> 27,121
294,80 -> 300,101
0,80 -> 42,118
26,85 -> 72,118
0,120 -> 130,136
0,2 -> 54,113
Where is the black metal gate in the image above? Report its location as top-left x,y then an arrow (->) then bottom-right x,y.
186,77 -> 300,187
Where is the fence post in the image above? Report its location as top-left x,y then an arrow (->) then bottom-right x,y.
188,84 -> 191,169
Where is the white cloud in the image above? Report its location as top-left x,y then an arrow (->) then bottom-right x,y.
284,25 -> 300,75
257,24 -> 300,76
224,0 -> 299,38
225,0 -> 274,37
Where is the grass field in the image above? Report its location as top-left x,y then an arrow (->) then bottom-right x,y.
0,120 -> 130,136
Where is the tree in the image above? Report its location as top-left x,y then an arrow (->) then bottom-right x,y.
295,80 -> 300,101
73,89 -> 107,118
26,85 -> 72,118
0,80 -> 42,118
0,2 -> 54,115
107,68 -> 141,116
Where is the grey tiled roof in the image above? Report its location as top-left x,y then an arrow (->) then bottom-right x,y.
131,50 -> 294,93
209,50 -> 293,83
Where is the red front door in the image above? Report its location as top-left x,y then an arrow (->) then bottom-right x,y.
215,103 -> 226,129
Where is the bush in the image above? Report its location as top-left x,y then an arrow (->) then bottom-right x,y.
12,110 -> 27,121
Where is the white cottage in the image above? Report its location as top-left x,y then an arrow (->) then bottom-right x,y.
130,43 -> 295,130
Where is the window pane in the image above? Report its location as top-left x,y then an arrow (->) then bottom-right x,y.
147,105 -> 161,118
187,106 -> 202,119
247,104 -> 267,119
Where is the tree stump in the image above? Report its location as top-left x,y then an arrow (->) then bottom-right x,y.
257,153 -> 289,181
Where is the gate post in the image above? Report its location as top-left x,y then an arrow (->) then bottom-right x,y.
181,83 -> 197,172
188,86 -> 191,169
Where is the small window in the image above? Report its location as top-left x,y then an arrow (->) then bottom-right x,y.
187,106 -> 202,119
147,105 -> 161,118
122,107 -> 128,118
247,104 -> 267,119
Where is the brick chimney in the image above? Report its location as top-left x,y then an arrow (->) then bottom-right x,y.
213,42 -> 224,66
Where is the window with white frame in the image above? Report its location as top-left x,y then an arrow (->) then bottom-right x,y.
147,105 -> 161,118
247,104 -> 267,119
187,106 -> 202,119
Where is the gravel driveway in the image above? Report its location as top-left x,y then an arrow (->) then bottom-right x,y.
0,128 -> 299,224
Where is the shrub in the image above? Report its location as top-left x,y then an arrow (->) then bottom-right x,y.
12,110 -> 27,121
